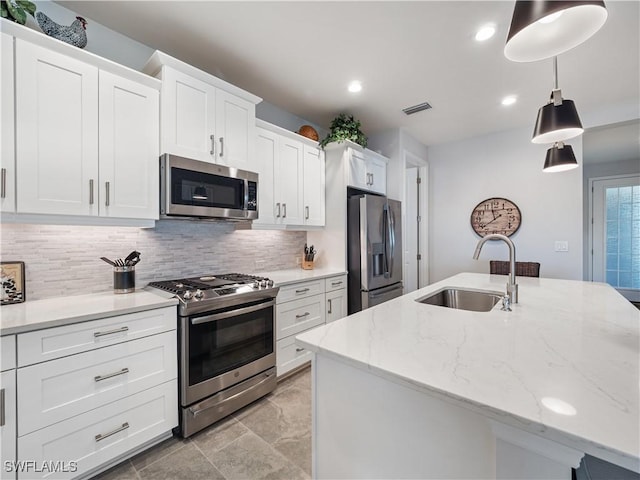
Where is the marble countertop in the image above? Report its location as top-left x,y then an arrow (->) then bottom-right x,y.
0,290 -> 178,335
296,272 -> 640,471
257,267 -> 347,286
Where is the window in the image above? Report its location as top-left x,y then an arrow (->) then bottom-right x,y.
591,175 -> 640,300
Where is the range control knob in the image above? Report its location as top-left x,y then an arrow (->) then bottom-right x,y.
183,290 -> 193,300
260,280 -> 268,288
194,289 -> 204,299
266,279 -> 274,287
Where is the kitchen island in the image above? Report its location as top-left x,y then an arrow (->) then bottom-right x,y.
296,273 -> 639,479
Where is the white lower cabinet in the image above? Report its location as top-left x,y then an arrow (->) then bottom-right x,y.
12,307 -> 178,479
275,274 -> 347,377
18,380 -> 177,480
1,370 -> 16,480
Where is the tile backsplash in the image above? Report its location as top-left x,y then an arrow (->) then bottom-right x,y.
0,221 -> 306,300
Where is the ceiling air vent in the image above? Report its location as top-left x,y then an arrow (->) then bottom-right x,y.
402,102 -> 432,115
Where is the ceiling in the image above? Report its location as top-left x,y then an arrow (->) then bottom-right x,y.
57,1 -> 640,148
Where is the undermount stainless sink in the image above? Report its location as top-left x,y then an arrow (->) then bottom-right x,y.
416,288 -> 503,312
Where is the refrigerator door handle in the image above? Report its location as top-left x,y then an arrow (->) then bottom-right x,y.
383,204 -> 392,278
389,204 -> 396,276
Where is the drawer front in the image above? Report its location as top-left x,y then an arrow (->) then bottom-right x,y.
1,336 -> 16,371
276,280 -> 323,304
276,295 -> 324,340
18,307 -> 176,367
18,331 -> 177,436
276,336 -> 312,377
18,380 -> 177,480
324,275 -> 347,293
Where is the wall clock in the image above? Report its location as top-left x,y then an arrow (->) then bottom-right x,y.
470,197 -> 521,237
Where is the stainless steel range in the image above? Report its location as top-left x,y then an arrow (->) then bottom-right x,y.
148,273 -> 279,437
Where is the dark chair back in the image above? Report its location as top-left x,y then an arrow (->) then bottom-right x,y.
489,261 -> 540,277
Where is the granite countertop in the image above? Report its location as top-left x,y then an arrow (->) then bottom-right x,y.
296,272 -> 640,472
257,267 -> 347,286
0,290 -> 178,335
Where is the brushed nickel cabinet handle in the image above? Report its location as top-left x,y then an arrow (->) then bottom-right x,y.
219,137 -> 224,157
95,422 -> 129,442
94,326 -> 129,338
305,206 -> 309,220
295,347 -> 305,353
1,168 -> 6,199
210,134 -> 216,155
328,299 -> 333,314
295,288 -> 310,294
94,367 -> 129,382
89,179 -> 94,205
295,312 -> 310,319
0,388 -> 5,427
331,281 -> 343,286
105,182 -> 110,207
276,203 -> 281,218
282,203 -> 287,218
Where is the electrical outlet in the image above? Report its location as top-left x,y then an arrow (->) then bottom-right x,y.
296,256 -> 302,266
255,259 -> 266,270
554,241 -> 569,252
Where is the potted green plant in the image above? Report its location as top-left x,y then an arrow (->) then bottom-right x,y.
319,113 -> 368,149
1,0 -> 36,24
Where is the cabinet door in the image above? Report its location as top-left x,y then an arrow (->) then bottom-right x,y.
1,370 -> 16,480
215,89 -> 255,170
98,71 -> 159,219
276,137 -> 304,225
161,67 -> 216,162
303,145 -> 325,226
15,40 -> 99,215
254,127 -> 278,225
326,288 -> 347,324
347,149 -> 369,190
368,154 -> 387,195
1,33 -> 15,214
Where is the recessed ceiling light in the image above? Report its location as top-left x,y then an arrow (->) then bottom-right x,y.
475,24 -> 496,42
348,81 -> 362,93
501,95 -> 517,106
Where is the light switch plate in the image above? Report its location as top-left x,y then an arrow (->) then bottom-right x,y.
554,241 -> 569,252
255,259 -> 267,270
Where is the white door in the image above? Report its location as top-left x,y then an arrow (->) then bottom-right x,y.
303,145 -> 325,226
254,127 -> 278,225
591,174 -> 640,301
1,370 -> 16,480
15,40 -> 99,216
1,33 -> 15,213
276,137 -> 304,225
348,149 -> 368,190
161,67 -> 216,162
215,89 -> 255,170
368,155 -> 387,195
98,71 -> 159,219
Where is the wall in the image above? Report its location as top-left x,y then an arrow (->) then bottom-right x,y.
427,126 -> 583,283
0,221 -> 305,300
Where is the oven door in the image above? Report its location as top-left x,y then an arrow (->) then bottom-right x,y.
180,298 -> 276,406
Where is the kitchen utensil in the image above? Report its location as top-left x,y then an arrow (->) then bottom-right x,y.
100,257 -> 116,267
124,250 -> 140,266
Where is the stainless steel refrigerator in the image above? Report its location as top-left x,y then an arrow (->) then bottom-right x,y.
348,194 -> 403,314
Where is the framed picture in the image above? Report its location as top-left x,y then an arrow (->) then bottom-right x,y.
1,261 -> 25,305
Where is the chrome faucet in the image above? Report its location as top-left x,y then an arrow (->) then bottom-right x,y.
473,233 -> 518,304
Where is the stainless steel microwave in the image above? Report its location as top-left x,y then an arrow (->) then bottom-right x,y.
160,154 -> 258,220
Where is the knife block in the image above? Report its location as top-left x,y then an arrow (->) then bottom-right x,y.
302,257 -> 314,270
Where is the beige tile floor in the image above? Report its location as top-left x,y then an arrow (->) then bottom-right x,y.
94,366 -> 312,480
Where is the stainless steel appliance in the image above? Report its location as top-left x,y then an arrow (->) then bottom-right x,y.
160,154 -> 258,220
347,194 -> 403,313
148,273 -> 278,437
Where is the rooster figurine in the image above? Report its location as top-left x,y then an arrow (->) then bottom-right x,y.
36,12 -> 87,49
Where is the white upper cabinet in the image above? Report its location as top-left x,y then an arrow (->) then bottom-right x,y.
143,51 -> 260,170
15,39 -> 99,216
302,145 -> 325,226
1,33 -> 16,214
347,146 -> 387,195
8,28 -> 161,221
98,71 -> 159,219
254,121 -> 325,229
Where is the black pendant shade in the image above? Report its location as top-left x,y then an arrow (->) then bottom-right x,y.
532,97 -> 583,144
543,143 -> 579,172
505,1 -> 608,62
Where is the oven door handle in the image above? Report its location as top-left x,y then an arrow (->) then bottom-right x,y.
190,299 -> 276,325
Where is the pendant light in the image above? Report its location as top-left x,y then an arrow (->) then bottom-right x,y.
505,1 -> 608,62
543,142 -> 579,172
532,57 -> 583,144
